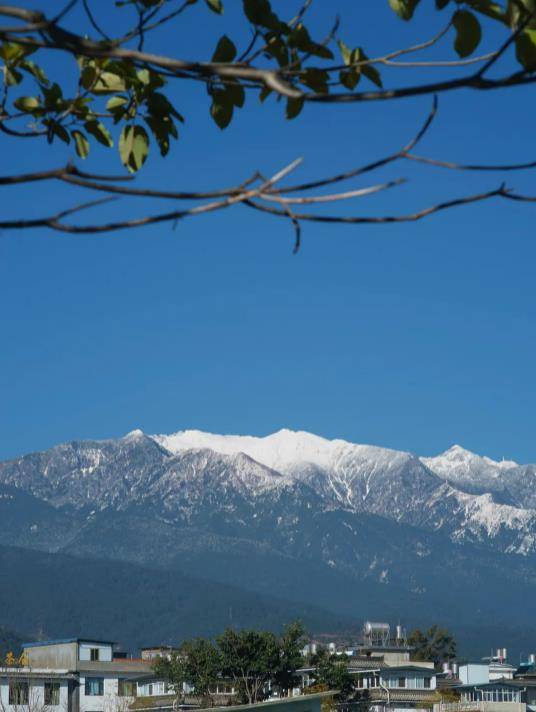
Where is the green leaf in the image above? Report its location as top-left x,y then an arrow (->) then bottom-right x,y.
13,96 -> 40,112
212,35 -> 237,62
210,89 -> 233,129
300,68 -> 329,93
48,121 -> 70,144
119,124 -> 150,172
265,35 -> 289,67
286,97 -> 304,120
389,0 -> 421,20
516,28 -> 536,70
337,40 -> 352,65
42,82 -> 63,107
20,60 -> 49,85
91,70 -> 127,94
5,67 -> 23,86
146,92 -> 184,122
71,130 -> 90,159
227,81 -> 245,107
468,1 -> 507,24
106,95 -> 129,111
205,0 -> 223,13
242,0 -> 284,31
355,48 -> 382,87
288,24 -> 333,59
339,68 -> 360,90
453,10 -> 482,57
85,120 -> 113,147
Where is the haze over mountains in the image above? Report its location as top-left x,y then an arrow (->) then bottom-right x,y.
1,428 -> 535,655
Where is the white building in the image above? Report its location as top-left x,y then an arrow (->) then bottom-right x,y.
0,638 -> 153,712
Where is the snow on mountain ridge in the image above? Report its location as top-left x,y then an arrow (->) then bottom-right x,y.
421,443 -> 519,499
153,427 -> 416,475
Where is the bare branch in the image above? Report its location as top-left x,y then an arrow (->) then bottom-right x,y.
405,154 -> 536,172
245,186 -> 510,225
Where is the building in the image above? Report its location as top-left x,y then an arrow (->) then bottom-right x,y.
0,638 -> 153,712
297,622 -> 436,712
353,664 -> 437,712
433,651 -> 536,712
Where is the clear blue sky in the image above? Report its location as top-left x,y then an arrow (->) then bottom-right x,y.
1,1 -> 535,462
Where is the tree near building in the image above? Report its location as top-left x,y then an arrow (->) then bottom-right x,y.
408,625 -> 457,667
153,638 -> 221,707
311,647 -> 354,702
217,628 -> 280,705
273,621 -> 307,697
1,1 -> 536,243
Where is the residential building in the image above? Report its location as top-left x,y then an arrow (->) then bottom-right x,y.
0,638 -> 153,712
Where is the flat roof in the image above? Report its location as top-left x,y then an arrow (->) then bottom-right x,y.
23,638 -> 116,648
454,680 -> 522,690
381,665 -> 435,674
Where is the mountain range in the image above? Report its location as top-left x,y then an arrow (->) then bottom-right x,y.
1,428 -> 535,656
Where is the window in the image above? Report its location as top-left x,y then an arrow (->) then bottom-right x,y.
398,677 -> 406,688
9,682 -> 29,705
118,680 -> 137,697
85,678 -> 104,696
90,648 -> 100,662
44,682 -> 60,706
424,678 -> 431,689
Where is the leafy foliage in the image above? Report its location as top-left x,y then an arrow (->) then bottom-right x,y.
218,627 -> 281,704
1,0 -> 535,175
311,647 -> 354,701
154,622 -> 308,705
154,639 -> 221,705
408,625 -> 457,666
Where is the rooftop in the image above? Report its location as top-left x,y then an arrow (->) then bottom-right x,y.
23,638 -> 116,649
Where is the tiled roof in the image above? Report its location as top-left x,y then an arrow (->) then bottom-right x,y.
348,659 -> 388,670
366,689 -> 438,703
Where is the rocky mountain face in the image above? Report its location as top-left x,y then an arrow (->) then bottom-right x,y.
1,428 -> 536,650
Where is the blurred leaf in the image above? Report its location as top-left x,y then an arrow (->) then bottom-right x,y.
286,97 -> 304,119
227,81 -> 245,107
212,35 -> 237,62
210,89 -> 233,128
85,120 -> 113,147
20,60 -> 48,85
355,48 -> 382,87
13,96 -> 40,112
389,0 -> 421,20
243,0 -> 285,31
516,28 -> 536,70
71,130 -> 90,159
453,9 -> 482,57
119,124 -> 150,172
205,0 -> 223,13
106,95 -> 129,111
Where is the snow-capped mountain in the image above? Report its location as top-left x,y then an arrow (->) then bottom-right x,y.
2,427 -> 536,648
2,428 -> 536,557
152,428 -> 536,553
421,444 -> 518,497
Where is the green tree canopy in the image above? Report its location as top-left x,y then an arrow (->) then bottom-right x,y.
153,638 -> 221,705
408,625 -> 457,666
312,647 -> 354,701
273,620 -> 308,696
218,627 -> 281,704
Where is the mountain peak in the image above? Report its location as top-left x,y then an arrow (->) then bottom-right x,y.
124,429 -> 145,440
